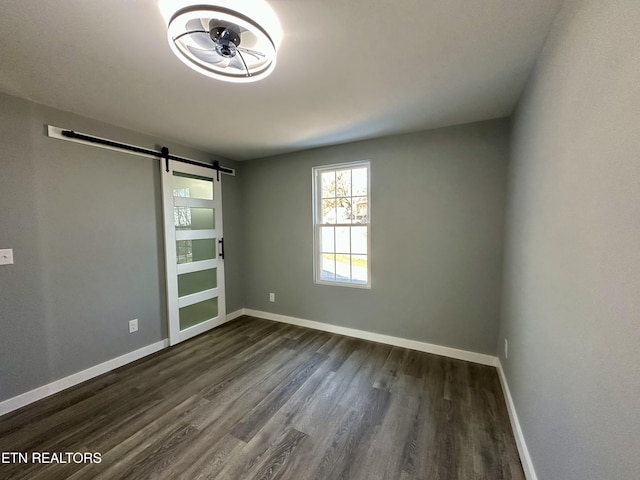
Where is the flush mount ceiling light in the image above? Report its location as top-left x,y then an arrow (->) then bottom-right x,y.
167,4 -> 278,83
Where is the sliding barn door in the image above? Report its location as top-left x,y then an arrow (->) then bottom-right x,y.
161,160 -> 226,346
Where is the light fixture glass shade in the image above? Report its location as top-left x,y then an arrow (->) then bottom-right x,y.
167,4 -> 277,83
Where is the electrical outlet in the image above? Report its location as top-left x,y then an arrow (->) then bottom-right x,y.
0,249 -> 14,265
269,292 -> 275,302
504,339 -> 509,359
129,319 -> 138,333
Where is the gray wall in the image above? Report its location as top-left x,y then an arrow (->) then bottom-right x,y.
498,1 -> 640,479
0,93 -> 242,401
221,162 -> 244,313
242,120 -> 510,355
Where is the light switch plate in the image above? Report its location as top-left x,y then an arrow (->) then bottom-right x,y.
0,249 -> 14,265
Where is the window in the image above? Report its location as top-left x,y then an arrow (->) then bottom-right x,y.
313,161 -> 370,287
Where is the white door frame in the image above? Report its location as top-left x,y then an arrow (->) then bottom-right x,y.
161,159 -> 226,346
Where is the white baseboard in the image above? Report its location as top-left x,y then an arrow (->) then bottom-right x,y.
0,339 -> 168,417
242,308 -> 497,366
496,359 -> 538,480
226,309 -> 246,322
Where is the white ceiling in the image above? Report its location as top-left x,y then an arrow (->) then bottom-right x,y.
0,0 -> 561,161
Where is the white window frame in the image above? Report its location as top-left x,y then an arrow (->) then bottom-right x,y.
312,161 -> 371,288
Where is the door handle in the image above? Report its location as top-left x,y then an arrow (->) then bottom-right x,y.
218,238 -> 224,260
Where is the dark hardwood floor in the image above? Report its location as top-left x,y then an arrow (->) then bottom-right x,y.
0,316 -> 524,479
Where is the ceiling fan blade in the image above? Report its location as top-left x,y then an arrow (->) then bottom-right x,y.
183,31 -> 214,49
185,18 -> 205,31
186,45 -> 226,65
237,47 -> 266,60
228,54 -> 246,71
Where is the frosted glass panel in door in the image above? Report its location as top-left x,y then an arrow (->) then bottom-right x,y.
179,297 -> 218,330
178,269 -> 217,297
176,239 -> 217,264
174,207 -> 215,230
173,173 -> 213,200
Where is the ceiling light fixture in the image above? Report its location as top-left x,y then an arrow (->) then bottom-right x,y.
165,2 -> 279,83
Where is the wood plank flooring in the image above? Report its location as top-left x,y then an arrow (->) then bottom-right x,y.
0,316 -> 525,480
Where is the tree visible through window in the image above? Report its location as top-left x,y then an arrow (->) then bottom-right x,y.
313,161 -> 370,287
